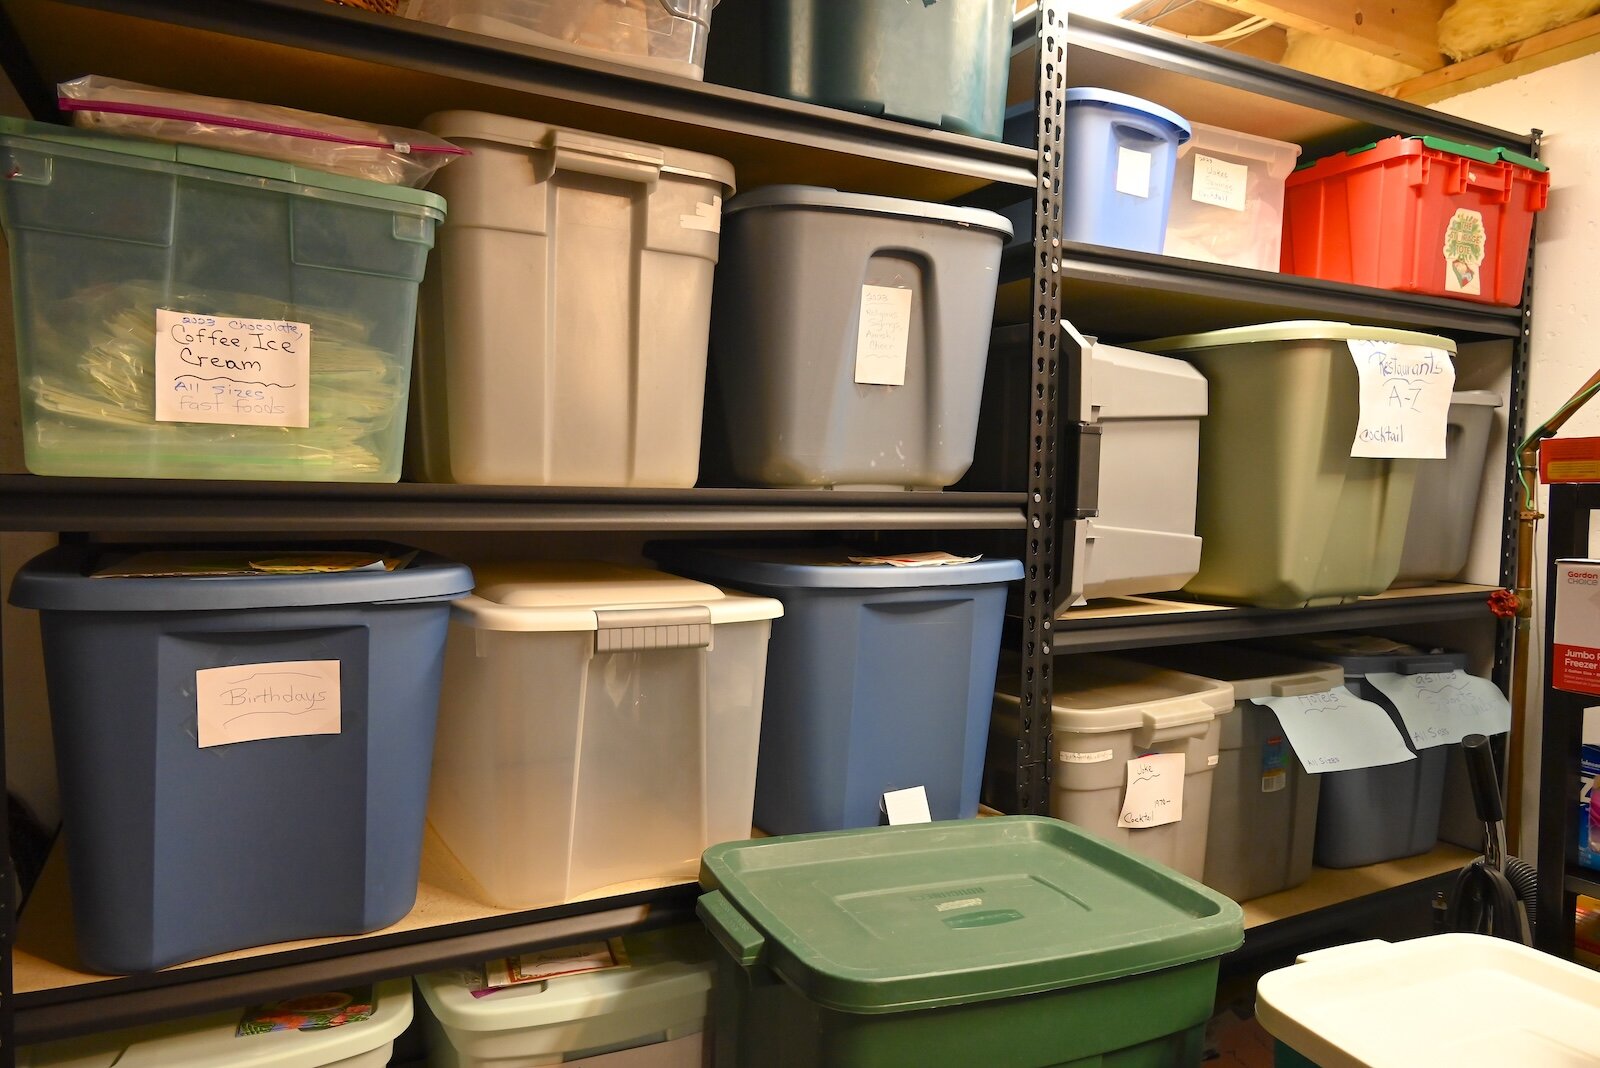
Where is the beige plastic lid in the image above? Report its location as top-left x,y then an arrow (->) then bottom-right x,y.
1137,320 -> 1458,355
1050,655 -> 1234,734
1131,645 -> 1345,703
421,110 -> 735,191
453,562 -> 782,632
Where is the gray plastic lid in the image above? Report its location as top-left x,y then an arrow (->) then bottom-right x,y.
1265,635 -> 1469,677
1452,390 -> 1504,408
9,543 -> 473,613
1137,320 -> 1458,355
650,545 -> 1024,590
722,185 -> 1013,239
1064,88 -> 1191,144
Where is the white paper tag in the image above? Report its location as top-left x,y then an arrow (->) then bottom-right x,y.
1442,207 -> 1486,295
854,285 -> 913,386
1061,748 -> 1115,764
196,660 -> 341,748
1348,340 -> 1456,459
846,552 -> 982,567
1207,754 -> 1220,767
883,785 -> 932,825
1115,147 -> 1152,198
1191,153 -> 1248,212
1366,670 -> 1512,749
1118,753 -> 1183,829
1254,689 -> 1416,773
154,309 -> 311,428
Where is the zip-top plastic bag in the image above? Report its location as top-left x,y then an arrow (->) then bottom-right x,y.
57,76 -> 465,186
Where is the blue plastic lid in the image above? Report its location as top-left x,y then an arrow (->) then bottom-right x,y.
1064,88 -> 1191,144
649,545 -> 1024,590
9,542 -> 473,612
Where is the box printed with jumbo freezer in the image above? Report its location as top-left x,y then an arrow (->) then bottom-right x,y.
1554,560 -> 1600,695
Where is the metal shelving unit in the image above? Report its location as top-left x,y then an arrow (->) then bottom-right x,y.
0,0 -> 1542,1060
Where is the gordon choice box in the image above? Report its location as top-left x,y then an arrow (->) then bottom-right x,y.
1554,560 -> 1600,695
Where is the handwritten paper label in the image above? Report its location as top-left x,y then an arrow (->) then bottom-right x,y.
196,660 -> 340,748
1061,748 -> 1115,764
1367,671 -> 1512,749
883,785 -> 932,825
1115,147 -> 1152,198
1191,153 -> 1248,211
1348,340 -> 1456,459
155,309 -> 310,428
854,285 -> 913,386
1118,753 -> 1184,829
1254,688 -> 1416,773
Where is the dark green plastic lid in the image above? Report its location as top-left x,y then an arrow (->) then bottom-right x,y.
0,116 -> 447,214
698,816 -> 1243,1015
1340,134 -> 1547,173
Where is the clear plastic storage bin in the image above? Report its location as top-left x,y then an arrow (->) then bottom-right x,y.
1164,122 -> 1300,271
428,563 -> 780,907
403,0 -> 718,79
993,655 -> 1231,881
409,112 -> 733,487
0,118 -> 442,482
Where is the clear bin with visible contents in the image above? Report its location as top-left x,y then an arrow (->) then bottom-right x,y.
0,118 -> 442,482
403,0 -> 718,79
1164,122 -> 1300,271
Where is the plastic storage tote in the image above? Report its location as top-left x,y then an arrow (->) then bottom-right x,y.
429,563 -> 780,907
409,111 -> 734,487
704,186 -> 1009,490
697,816 -> 1244,1068
403,0 -> 718,80
1257,935 -> 1600,1068
8,544 -> 472,974
994,655 -> 1229,880
1282,136 -> 1550,306
1394,390 -> 1502,585
1138,321 -> 1454,608
704,0 -> 1011,139
19,979 -> 412,1067
418,926 -> 713,1068
1062,89 -> 1191,253
966,325 -> 1207,604
1129,645 -> 1342,902
1265,635 -> 1458,869
1164,122 -> 1301,270
0,117 -> 443,482
651,547 -> 1021,834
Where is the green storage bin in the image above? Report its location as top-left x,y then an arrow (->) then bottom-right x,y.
698,816 -> 1243,1068
0,117 -> 443,481
1137,322 -> 1455,609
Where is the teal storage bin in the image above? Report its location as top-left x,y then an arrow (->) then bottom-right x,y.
0,118 -> 444,481
705,0 -> 1012,140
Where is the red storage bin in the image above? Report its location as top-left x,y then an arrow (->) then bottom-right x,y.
1282,135 -> 1549,305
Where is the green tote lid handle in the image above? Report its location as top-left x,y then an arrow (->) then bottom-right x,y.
698,890 -> 767,969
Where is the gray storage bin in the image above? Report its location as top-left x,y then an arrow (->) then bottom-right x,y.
1264,635 -> 1456,869
1132,645 -> 1340,902
705,185 -> 1009,489
1393,390 -> 1503,586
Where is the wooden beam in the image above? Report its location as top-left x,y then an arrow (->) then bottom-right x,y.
1205,0 -> 1446,70
1385,10 -> 1600,104
1145,4 -> 1289,63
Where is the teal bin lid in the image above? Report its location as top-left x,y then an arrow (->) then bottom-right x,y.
650,545 -> 1024,590
0,116 -> 446,215
1064,87 -> 1191,144
1135,319 -> 1457,355
697,816 -> 1243,1015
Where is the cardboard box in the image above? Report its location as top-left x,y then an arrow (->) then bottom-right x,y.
1554,560 -> 1600,695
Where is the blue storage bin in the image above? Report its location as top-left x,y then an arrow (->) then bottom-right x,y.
9,543 -> 473,973
649,547 -> 1022,835
1061,89 -> 1190,253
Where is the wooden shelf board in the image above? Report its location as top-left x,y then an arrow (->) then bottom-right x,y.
1057,583 -> 1500,626
1242,844 -> 1478,929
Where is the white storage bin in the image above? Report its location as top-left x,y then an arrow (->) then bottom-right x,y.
20,981 -> 411,1068
992,655 -> 1229,880
1068,328 -> 1207,603
429,563 -> 780,907
409,112 -> 734,487
1164,122 -> 1300,271
418,926 -> 712,1068
403,0 -> 718,80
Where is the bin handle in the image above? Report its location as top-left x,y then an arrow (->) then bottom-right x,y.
547,129 -> 664,189
1397,656 -> 1460,675
697,891 -> 767,970
1271,675 -> 1338,698
1109,120 -> 1164,146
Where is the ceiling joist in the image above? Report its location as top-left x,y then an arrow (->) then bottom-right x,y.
1199,0 -> 1447,69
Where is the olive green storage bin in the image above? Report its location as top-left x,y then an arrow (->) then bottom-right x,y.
697,816 -> 1243,1068
1137,322 -> 1454,609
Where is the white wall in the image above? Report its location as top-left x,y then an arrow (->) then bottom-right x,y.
1433,51 -> 1600,853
